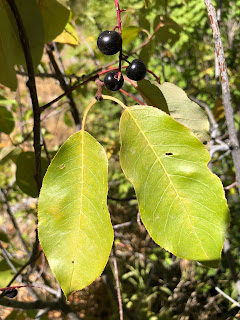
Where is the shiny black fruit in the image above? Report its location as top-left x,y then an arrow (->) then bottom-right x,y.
97,30 -> 122,55
126,59 -> 147,81
4,289 -> 18,298
104,71 -> 124,91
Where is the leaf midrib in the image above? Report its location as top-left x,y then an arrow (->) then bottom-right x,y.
69,131 -> 84,292
127,108 -> 209,258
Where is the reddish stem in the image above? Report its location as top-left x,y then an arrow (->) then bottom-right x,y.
114,0 -> 122,34
98,66 -> 127,77
147,69 -> 161,84
120,89 -> 145,105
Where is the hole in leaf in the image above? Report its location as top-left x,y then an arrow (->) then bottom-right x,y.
165,152 -> 173,156
59,164 -> 65,169
203,141 -> 208,145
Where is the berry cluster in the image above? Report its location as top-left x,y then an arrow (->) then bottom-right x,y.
97,30 -> 147,91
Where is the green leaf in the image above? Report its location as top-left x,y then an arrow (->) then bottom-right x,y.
37,0 -> 70,43
10,0 -> 44,67
0,5 -> 18,90
0,0 -> 45,89
63,111 -> 74,127
38,130 -> 113,297
16,152 -> 49,198
122,26 -> 142,46
0,230 -> 9,243
0,106 -> 15,134
154,16 -> 181,45
119,106 -> 229,267
137,81 -> 210,144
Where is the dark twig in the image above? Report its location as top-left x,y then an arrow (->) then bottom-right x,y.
204,0 -> 240,193
0,188 -> 29,254
40,66 -> 127,113
46,43 -> 81,131
16,70 -> 83,81
7,0 -> 42,194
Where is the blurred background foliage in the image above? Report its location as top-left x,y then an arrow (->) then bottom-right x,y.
0,0 -> 240,319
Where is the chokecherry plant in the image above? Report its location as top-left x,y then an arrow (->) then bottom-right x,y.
37,0 -> 229,299
0,0 -> 230,306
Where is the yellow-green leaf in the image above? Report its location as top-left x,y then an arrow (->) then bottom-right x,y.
120,106 -> 229,267
54,22 -> 79,45
38,130 -> 113,297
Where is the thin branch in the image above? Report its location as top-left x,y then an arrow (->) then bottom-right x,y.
130,20 -> 163,55
113,222 -> 132,230
7,0 -> 42,194
0,298 -> 59,310
0,242 -> 18,273
46,43 -> 81,131
215,286 -> 240,307
224,182 -> 237,190
0,188 -> 29,254
204,0 -> 240,193
102,268 -> 137,320
16,70 -> 83,81
40,65 -> 126,113
6,251 -> 42,288
112,244 -> 123,320
119,89 -> 145,105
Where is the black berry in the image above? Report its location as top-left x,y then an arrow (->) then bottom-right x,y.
4,289 -> 18,298
126,59 -> 147,81
104,71 -> 124,91
97,30 -> 122,55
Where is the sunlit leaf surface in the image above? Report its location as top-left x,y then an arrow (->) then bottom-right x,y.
120,106 -> 229,267
38,130 -> 113,297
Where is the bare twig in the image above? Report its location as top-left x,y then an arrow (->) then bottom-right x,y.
224,182 -> 237,190
204,0 -> 240,193
0,242 -> 18,273
16,70 -> 83,81
113,222 -> 132,230
215,286 -> 240,307
112,244 -> 123,320
46,43 -> 81,131
0,188 -> 29,254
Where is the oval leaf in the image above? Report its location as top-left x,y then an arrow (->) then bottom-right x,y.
38,130 -> 113,297
16,152 -> 49,198
137,81 -> 210,144
120,106 -> 229,267
0,106 -> 15,134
